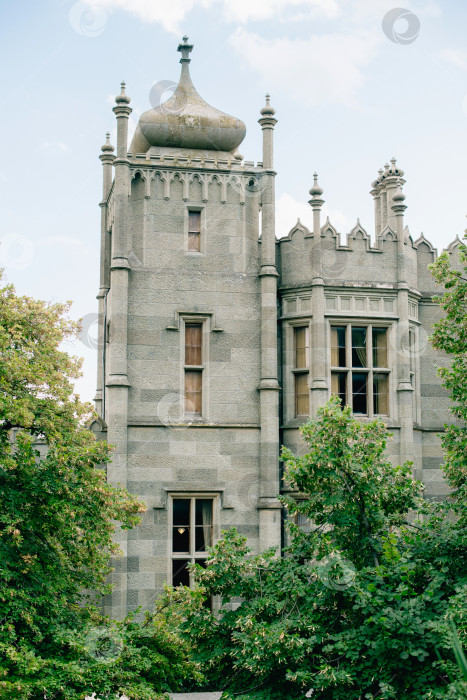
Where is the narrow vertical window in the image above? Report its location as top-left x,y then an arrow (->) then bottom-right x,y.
188,210 -> 201,252
184,323 -> 203,415
293,326 -> 309,417
171,497 -> 214,588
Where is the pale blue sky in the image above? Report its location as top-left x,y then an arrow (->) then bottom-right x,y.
1,0 -> 467,403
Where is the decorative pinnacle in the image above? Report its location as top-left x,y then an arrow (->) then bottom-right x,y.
260,93 -> 276,116
101,131 -> 115,153
309,172 -> 323,197
115,81 -> 131,105
178,35 -> 194,62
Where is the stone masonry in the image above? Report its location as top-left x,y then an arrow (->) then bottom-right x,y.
92,37 -> 464,619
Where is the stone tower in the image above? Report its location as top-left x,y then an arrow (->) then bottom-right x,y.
95,38 -> 463,620
95,38 -> 281,619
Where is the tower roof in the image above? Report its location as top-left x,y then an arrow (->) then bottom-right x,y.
129,37 -> 246,155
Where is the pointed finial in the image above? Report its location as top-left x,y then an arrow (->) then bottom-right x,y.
260,93 -> 276,116
309,172 -> 323,197
178,35 -> 194,62
115,81 -> 131,105
101,131 -> 115,152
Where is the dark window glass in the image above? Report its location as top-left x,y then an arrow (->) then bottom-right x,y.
331,327 -> 346,367
173,499 -> 190,526
352,327 -> 367,368
195,499 -> 213,551
352,373 -> 368,414
373,373 -> 389,415
172,559 -> 190,587
331,371 -> 347,406
372,328 -> 388,367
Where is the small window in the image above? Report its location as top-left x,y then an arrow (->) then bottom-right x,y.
184,323 -> 203,416
171,497 -> 214,588
188,211 -> 201,252
330,324 -> 390,416
293,326 -> 309,417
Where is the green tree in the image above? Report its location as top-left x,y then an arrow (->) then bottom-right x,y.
182,399 -> 467,699
430,236 -> 467,511
0,273 -> 199,699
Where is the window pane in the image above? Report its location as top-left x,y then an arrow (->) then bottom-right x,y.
331,327 -> 346,367
373,373 -> 389,415
188,231 -> 200,252
172,559 -> 190,587
352,327 -> 367,368
352,373 -> 367,414
195,499 -> 213,551
295,373 -> 309,416
188,211 -> 201,232
294,326 -> 309,368
185,370 -> 202,414
331,371 -> 347,406
372,328 -> 388,368
185,324 -> 202,365
173,499 -> 190,526
173,526 -> 190,552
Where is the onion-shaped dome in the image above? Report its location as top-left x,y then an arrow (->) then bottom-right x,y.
130,37 -> 246,155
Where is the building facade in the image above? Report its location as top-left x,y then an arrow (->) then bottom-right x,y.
93,38 -> 463,619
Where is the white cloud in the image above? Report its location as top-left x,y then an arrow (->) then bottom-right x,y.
84,0 -> 202,33
221,0 -> 338,24
437,48 -> 467,71
84,0 -> 337,32
230,28 -> 380,108
39,141 -> 70,153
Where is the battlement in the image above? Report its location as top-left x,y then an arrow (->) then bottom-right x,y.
276,163 -> 464,297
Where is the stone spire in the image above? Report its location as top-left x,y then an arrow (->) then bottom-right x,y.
129,38 -> 246,155
309,173 -> 324,236
258,94 -> 277,169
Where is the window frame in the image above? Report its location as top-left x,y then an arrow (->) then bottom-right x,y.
290,322 -> 310,419
181,315 -> 209,420
168,493 -> 219,589
329,322 -> 391,418
185,205 -> 205,255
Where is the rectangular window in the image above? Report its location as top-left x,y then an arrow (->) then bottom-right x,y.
171,497 -> 214,588
330,324 -> 389,416
184,323 -> 203,416
293,326 -> 309,417
188,211 -> 201,252
331,326 -> 346,367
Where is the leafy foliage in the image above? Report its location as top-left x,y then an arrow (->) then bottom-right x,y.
181,399 -> 467,699
0,274 -> 199,698
430,237 -> 467,511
